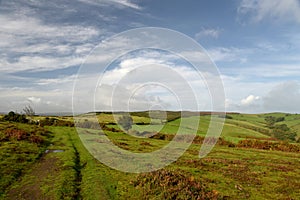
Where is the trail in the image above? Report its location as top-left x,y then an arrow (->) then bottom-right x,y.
4,128 -> 84,200
72,144 -> 83,200
4,126 -> 113,200
5,154 -> 62,200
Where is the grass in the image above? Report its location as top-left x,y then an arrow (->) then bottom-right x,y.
0,122 -> 52,198
1,112 -> 300,199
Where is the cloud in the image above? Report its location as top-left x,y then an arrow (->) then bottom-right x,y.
78,0 -> 142,10
0,0 -> 149,113
195,28 -> 221,40
241,95 -> 260,105
221,63 -> 300,78
0,55 -> 84,73
71,49 -> 221,112
263,81 -> 300,112
0,13 -> 102,73
238,0 -> 300,24
27,97 -> 41,104
0,14 -> 100,44
224,81 -> 300,113
207,47 -> 250,63
113,0 -> 142,10
0,87 -> 73,113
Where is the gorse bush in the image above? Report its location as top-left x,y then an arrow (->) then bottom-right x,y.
4,128 -> 28,141
76,120 -> 121,132
237,140 -> 300,153
132,169 -> 221,200
3,111 -> 28,123
39,117 -> 74,127
1,127 -> 46,145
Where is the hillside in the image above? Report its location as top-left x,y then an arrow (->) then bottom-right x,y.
0,112 -> 299,199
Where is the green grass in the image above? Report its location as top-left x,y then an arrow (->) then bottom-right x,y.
1,112 -> 300,199
79,125 -> 300,199
0,122 -> 51,198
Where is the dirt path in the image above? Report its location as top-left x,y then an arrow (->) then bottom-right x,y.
6,153 -> 62,200
4,126 -> 112,200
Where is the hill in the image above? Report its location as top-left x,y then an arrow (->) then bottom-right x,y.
0,112 -> 299,199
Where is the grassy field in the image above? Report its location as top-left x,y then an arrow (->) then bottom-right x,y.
0,112 -> 299,199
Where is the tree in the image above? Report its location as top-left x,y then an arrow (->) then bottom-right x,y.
272,124 -> 297,141
117,115 -> 133,132
265,116 -> 276,127
23,105 -> 35,117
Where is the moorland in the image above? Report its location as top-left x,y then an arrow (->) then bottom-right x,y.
0,111 -> 299,199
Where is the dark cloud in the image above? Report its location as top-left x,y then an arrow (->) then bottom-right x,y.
263,81 -> 300,113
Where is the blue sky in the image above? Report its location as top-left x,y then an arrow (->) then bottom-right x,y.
1,0 -> 300,113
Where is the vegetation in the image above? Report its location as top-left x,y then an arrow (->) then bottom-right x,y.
263,115 -> 297,141
23,105 -> 35,118
0,111 -> 300,199
133,169 -> 220,199
271,124 -> 297,141
2,111 -> 28,123
117,115 -> 133,132
0,122 -> 51,196
265,116 -> 285,127
39,117 -> 74,127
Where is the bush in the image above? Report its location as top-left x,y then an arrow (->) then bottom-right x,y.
237,140 -> 300,152
1,126 -> 47,145
218,114 -> 233,119
4,128 -> 28,141
271,124 -> 297,141
117,115 -> 133,132
39,118 -> 74,127
265,116 -> 285,127
3,111 -> 28,123
76,120 -> 120,132
132,169 -> 220,199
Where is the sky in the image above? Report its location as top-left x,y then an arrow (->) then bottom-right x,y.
1,0 -> 300,114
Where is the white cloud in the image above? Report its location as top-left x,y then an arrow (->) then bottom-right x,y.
113,0 -> 142,10
97,56 -> 224,111
195,28 -> 221,40
223,80 -> 300,113
241,95 -> 260,105
0,87 -> 73,113
221,63 -> 300,78
207,47 -> 250,63
238,0 -> 300,23
36,75 -> 77,86
0,55 -> 84,73
78,0 -> 142,10
27,96 -> 41,104
0,14 -> 100,43
0,14 -> 102,73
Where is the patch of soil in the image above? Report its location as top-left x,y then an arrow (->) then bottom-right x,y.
6,154 -> 62,200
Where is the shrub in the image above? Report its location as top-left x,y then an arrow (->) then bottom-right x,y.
29,135 -> 44,144
117,115 -> 133,132
4,128 -> 28,141
265,116 -> 285,127
271,124 -> 297,141
3,111 -> 28,123
1,126 -> 48,145
39,118 -> 74,127
237,140 -> 300,153
218,114 -> 233,119
76,120 -> 121,132
132,169 -> 220,199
